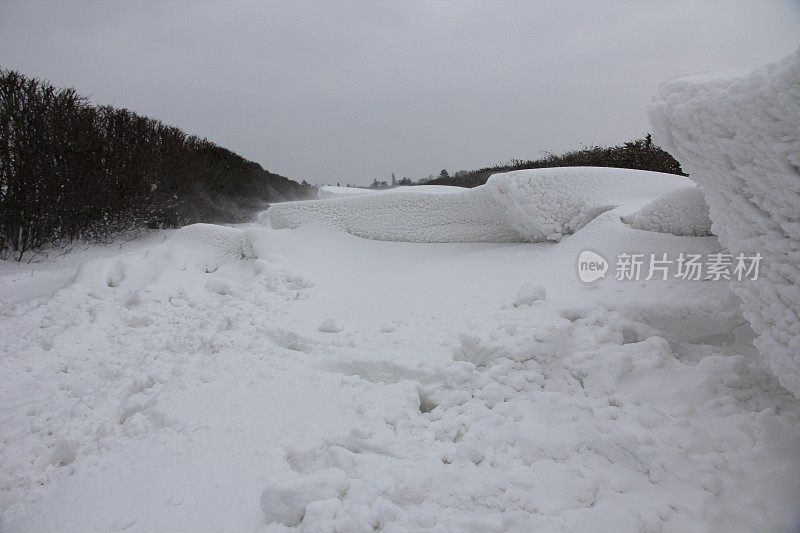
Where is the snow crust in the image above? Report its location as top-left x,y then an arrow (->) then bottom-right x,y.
622,186 -> 712,236
268,167 -> 690,243
649,48 -> 800,397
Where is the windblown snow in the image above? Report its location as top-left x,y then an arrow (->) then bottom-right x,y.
621,186 -> 713,236
2,55 -> 799,532
317,185 -> 463,199
317,186 -> 377,199
2,178 -> 799,531
268,167 -> 690,243
650,48 -> 800,397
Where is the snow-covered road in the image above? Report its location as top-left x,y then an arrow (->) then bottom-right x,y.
1,203 -> 799,531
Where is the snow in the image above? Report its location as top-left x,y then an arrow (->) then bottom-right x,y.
649,48 -> 800,397
267,185 -> 521,243
621,186 -> 713,236
483,167 -> 690,241
267,167 -> 691,243
260,468 -> 350,526
318,318 -> 344,333
382,185 -> 465,195
511,283 -> 547,307
316,185 -> 463,199
2,185 -> 799,531
317,186 -> 376,199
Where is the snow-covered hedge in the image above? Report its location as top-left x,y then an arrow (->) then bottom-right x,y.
267,167 -> 689,243
269,186 -> 522,242
649,49 -> 800,397
317,186 -> 376,199
317,185 -> 463,199
621,186 -> 712,236
485,167 -> 689,241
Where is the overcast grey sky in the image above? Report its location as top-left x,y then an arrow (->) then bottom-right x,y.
1,1 -> 798,185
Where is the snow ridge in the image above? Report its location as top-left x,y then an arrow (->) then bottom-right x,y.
267,167 -> 690,243
621,186 -> 713,236
649,48 -> 800,396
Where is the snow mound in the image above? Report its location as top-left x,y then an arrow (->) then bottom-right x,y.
267,167 -> 689,243
317,185 -> 463,199
318,318 -> 343,333
260,468 -> 350,526
317,186 -> 376,199
485,167 -> 690,241
159,223 -> 256,270
649,48 -> 800,397
382,185 -> 464,195
73,223 -> 256,290
512,283 -> 547,307
268,187 -> 522,242
621,186 -> 712,236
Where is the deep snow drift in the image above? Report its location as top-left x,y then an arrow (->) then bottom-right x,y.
2,183 -> 799,531
621,186 -> 712,237
316,185 -> 463,199
268,168 -> 690,243
650,48 -> 800,397
317,186 -> 377,199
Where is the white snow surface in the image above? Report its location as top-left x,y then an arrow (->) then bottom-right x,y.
318,318 -> 344,333
268,167 -> 691,243
317,186 -> 376,199
621,186 -> 713,236
2,198 -> 799,531
317,185 -> 463,199
649,48 -> 800,397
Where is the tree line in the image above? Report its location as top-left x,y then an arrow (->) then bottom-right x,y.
420,135 -> 686,188
0,69 -> 314,258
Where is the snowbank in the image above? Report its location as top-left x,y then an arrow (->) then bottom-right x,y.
382,185 -> 464,195
268,167 -> 690,243
72,223 -> 256,291
317,186 -> 376,199
621,186 -> 712,236
270,187 -> 523,242
485,167 -> 689,241
649,49 -> 800,396
261,468 -> 349,526
317,185 -> 463,199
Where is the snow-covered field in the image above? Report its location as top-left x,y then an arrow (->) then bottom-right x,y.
2,48 -> 799,532
2,178 -> 799,531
